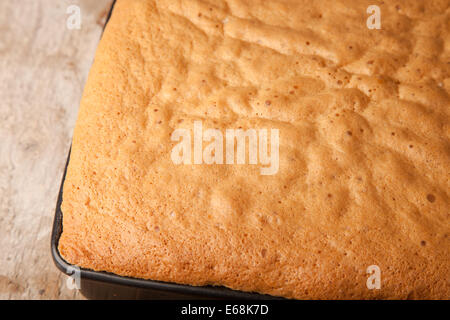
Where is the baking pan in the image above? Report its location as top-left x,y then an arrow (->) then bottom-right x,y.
51,150 -> 279,299
51,1 -> 279,300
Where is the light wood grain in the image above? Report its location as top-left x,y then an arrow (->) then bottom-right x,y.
0,0 -> 113,299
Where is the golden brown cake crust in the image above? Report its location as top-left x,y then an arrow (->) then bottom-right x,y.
59,0 -> 450,299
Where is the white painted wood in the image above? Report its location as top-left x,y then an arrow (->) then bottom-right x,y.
0,0 -> 113,299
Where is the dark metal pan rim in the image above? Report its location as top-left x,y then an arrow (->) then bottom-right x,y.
51,150 -> 280,300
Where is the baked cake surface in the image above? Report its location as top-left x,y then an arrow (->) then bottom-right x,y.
59,0 -> 450,299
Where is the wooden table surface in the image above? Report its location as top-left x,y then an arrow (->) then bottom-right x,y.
0,0 -> 114,300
